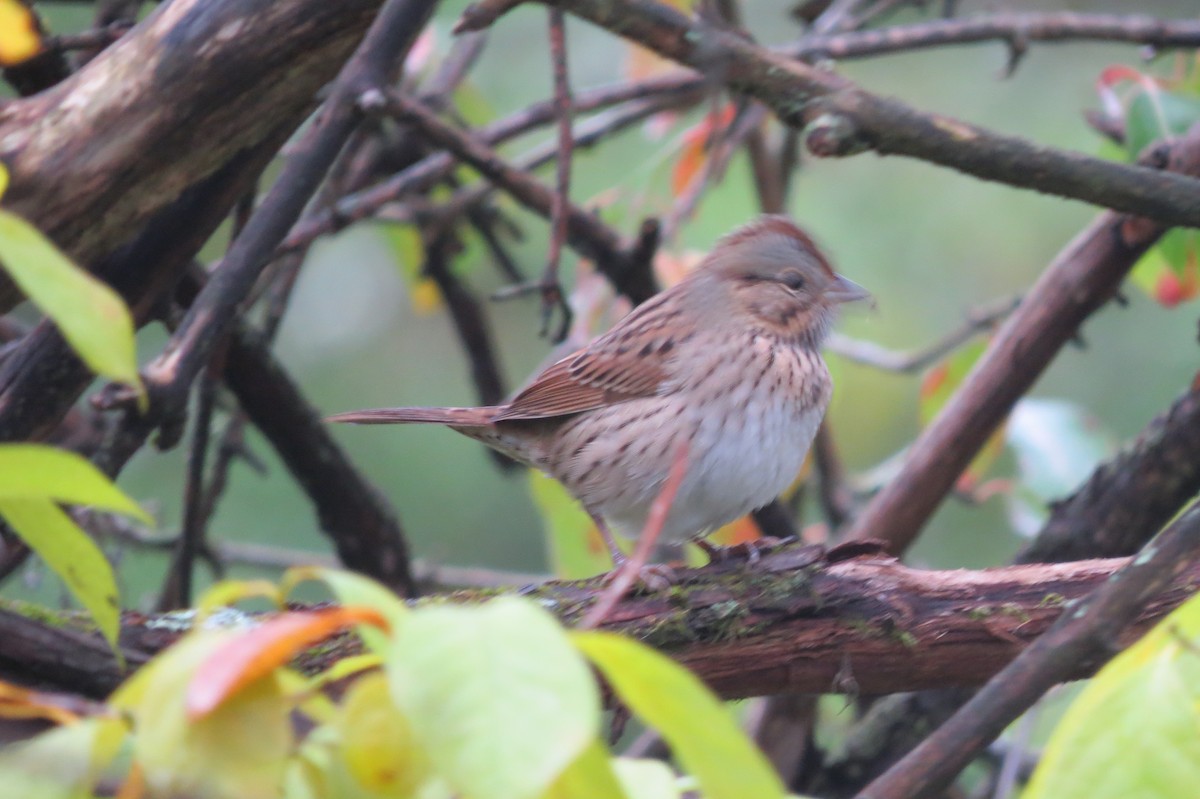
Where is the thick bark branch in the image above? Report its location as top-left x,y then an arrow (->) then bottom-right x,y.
0,0 -> 383,309
1,552 -> 1195,701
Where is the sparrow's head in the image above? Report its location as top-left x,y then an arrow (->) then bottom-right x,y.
696,215 -> 870,346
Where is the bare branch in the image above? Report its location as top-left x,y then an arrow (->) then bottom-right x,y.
844,128 -> 1200,553
375,90 -> 659,303
796,12 -> 1200,62
513,0 -> 1200,227
824,295 -> 1019,373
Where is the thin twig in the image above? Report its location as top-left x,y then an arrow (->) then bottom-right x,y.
422,232 -> 513,470
824,295 -> 1019,374
282,76 -> 701,255
98,518 -> 549,589
813,422 -> 854,529
158,358 -> 220,611
134,0 -> 439,454
90,0 -> 438,595
662,101 -> 765,242
794,12 -> 1200,62
376,89 -> 659,303
539,7 -> 576,342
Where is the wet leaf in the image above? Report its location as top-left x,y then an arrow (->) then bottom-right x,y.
388,597 -> 600,799
543,740 -> 628,799
0,201 -> 143,406
1130,230 -> 1200,308
337,671 -> 433,797
1024,592 -> 1200,799
0,715 -> 127,797
1005,398 -> 1116,538
670,105 -> 735,198
1124,85 -> 1200,160
573,632 -> 785,799
0,497 -> 122,657
283,567 -> 409,654
0,444 -> 151,522
114,631 -> 292,799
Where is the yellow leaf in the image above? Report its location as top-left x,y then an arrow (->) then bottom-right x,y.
0,0 -> 41,67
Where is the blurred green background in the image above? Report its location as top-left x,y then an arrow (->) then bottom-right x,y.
14,1 -> 1200,607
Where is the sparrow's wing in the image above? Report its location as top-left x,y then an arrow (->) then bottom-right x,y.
494,294 -> 684,421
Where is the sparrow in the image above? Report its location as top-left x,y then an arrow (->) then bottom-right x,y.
328,216 -> 870,565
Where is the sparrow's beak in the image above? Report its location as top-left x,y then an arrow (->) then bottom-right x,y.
826,274 -> 873,306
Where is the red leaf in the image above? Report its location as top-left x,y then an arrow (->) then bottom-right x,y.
186,607 -> 389,719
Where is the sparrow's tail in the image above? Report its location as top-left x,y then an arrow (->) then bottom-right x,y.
325,406 -> 499,426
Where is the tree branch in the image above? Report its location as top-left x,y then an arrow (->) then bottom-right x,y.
473,0 -> 1200,228
845,128 -> 1200,552
376,89 -> 659,303
2,550 -> 1196,702
0,0 -> 385,309
795,13 -> 1200,62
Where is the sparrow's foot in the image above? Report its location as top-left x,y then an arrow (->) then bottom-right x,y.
696,535 -> 802,566
604,555 -> 678,592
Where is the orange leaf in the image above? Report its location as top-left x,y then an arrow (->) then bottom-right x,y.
0,679 -> 94,726
709,516 -> 761,547
186,607 -> 389,720
670,104 -> 735,197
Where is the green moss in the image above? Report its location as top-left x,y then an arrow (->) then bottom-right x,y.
1038,593 -> 1067,608
0,598 -> 93,633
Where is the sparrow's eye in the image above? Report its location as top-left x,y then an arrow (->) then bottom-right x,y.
780,270 -> 806,291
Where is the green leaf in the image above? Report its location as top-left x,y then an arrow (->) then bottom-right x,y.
1023,593 -> 1200,799
0,208 -> 143,404
113,630 -> 293,799
336,671 -> 433,798
529,470 -> 615,579
0,716 -> 127,797
0,497 -> 122,654
0,444 -> 151,523
387,597 -> 600,799
573,632 -> 786,799
544,740 -> 628,799
1124,89 -> 1200,160
613,758 -> 681,799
